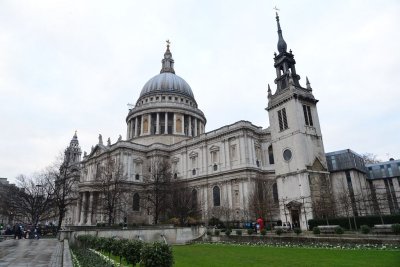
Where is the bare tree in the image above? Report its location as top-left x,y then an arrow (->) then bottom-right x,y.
335,179 -> 355,230
310,174 -> 335,225
168,180 -> 200,226
248,176 -> 278,223
362,153 -> 381,164
143,157 -> 172,224
43,153 -> 80,230
4,174 -> 55,225
94,153 -> 128,226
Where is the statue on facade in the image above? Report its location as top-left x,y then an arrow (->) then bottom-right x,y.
98,134 -> 103,145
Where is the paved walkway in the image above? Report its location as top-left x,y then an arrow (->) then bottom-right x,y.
0,239 -> 62,267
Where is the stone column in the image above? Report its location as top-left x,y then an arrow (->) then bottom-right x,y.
134,117 -> 138,137
182,114 -> 185,135
75,193 -> 82,225
194,118 -> 198,137
173,113 -> 176,134
148,113 -> 152,135
79,192 -> 87,225
164,113 -> 168,134
87,192 -> 94,225
188,116 -> 192,136
140,115 -> 144,136
156,113 -> 160,134
127,121 -> 131,139
131,120 -> 135,139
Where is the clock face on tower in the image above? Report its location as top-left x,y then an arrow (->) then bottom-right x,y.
283,148 -> 292,161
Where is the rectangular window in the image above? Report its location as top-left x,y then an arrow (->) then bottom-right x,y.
380,165 -> 386,178
331,156 -> 337,170
277,108 -> 289,131
387,165 -> 393,176
303,104 -> 313,126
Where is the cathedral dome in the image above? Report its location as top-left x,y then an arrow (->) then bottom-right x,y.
139,72 -> 194,99
126,42 -> 207,146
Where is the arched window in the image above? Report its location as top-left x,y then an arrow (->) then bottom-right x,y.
191,189 -> 198,210
213,186 -> 220,207
135,174 -> 140,180
268,145 -> 275,165
272,183 -> 278,204
133,193 -> 140,211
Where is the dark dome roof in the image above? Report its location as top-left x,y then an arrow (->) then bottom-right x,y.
139,72 -> 194,99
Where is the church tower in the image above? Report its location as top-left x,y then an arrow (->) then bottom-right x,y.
267,13 -> 332,230
63,131 -> 82,165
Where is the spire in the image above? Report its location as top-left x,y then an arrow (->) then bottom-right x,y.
306,76 -> 312,90
276,12 -> 287,54
70,131 -> 79,147
267,84 -> 272,98
160,40 -> 175,74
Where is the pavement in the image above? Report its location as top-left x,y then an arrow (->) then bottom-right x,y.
0,238 -> 62,267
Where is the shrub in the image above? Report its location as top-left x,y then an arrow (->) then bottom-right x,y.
122,239 -> 142,266
247,228 -> 254,235
206,230 -> 212,236
235,229 -> 242,236
187,217 -> 197,225
392,223 -> 400,234
275,228 -> 283,236
214,229 -> 220,236
71,247 -> 110,266
168,217 -> 180,226
335,226 -> 344,235
294,228 -> 302,235
140,242 -> 174,267
208,217 -> 224,228
360,225 -> 371,234
260,229 -> 267,236
225,229 -> 232,236
313,227 -> 320,235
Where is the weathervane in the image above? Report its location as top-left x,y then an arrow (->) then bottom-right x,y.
166,39 -> 171,47
273,6 -> 280,12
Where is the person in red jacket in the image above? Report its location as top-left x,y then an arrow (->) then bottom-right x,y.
257,217 -> 264,231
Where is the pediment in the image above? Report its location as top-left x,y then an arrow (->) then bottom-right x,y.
209,145 -> 220,152
134,157 -> 143,163
171,157 -> 180,163
308,157 -> 327,172
285,200 -> 302,209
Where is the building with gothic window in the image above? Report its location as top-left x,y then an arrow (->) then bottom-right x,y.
62,14 -> 399,230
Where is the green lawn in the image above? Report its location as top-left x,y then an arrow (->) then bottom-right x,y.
173,244 -> 400,267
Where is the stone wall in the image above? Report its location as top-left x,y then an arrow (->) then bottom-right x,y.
60,225 -> 206,245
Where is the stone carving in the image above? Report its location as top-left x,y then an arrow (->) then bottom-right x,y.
98,134 -> 103,145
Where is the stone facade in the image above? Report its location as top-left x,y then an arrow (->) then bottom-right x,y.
62,14 -> 399,230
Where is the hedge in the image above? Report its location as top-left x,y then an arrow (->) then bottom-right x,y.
76,235 -> 172,266
308,214 -> 400,230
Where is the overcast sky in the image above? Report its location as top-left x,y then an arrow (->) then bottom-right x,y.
1,0 -> 399,183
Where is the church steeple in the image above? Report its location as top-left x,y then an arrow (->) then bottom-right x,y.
160,40 -> 175,74
276,12 -> 287,54
64,131 -> 81,164
272,13 -> 301,91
